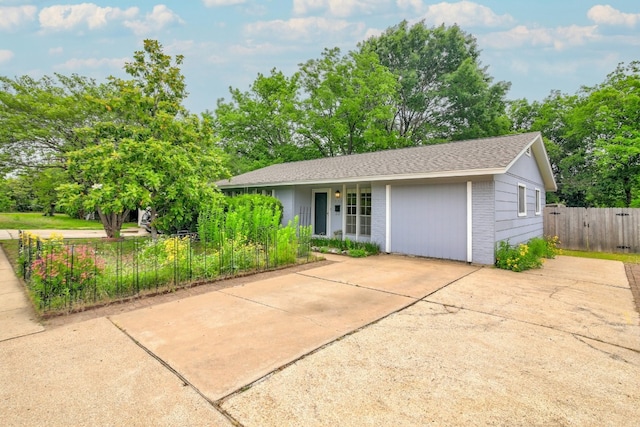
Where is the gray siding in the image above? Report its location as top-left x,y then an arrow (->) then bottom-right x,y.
370,184 -> 387,249
390,183 -> 467,261
292,186 -> 310,226
328,186 -> 343,237
274,188 -> 295,226
495,151 -> 545,245
472,181 -> 496,265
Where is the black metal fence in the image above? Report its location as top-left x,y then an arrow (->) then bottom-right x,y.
19,226 -> 312,314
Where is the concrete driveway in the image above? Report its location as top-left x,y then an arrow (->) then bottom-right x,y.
1,252 -> 639,426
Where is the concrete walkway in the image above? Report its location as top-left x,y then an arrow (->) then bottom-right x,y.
1,252 -> 639,426
0,247 -> 43,341
0,228 -> 149,240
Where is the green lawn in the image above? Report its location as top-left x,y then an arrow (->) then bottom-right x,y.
562,249 -> 640,264
0,212 -> 137,230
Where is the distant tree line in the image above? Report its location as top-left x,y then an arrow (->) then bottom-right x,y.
214,21 -> 511,173
1,20 -> 639,238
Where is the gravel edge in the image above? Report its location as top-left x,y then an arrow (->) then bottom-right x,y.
625,263 -> 640,321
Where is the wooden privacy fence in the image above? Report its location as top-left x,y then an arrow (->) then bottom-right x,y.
544,206 -> 640,253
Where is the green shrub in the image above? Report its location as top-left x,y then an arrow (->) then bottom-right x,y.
198,194 -> 283,244
495,236 -> 560,272
311,237 -> 380,257
348,248 -> 367,258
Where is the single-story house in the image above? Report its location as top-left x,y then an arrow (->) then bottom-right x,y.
217,132 -> 557,265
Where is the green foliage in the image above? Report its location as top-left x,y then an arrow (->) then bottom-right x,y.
3,174 -> 38,212
347,248 -> 368,258
21,232 -> 105,309
298,47 -> 400,156
215,20 -> 512,172
311,236 -> 380,257
359,21 -> 510,144
214,69 -> 311,174
198,194 -> 283,244
0,178 -> 11,211
0,212 -> 135,230
58,40 -> 228,238
19,226 -> 313,314
0,73 -> 111,173
495,237 -> 560,272
509,61 -> 640,208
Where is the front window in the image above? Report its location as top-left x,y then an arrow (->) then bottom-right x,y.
345,188 -> 372,236
535,188 -> 542,215
518,184 -> 527,217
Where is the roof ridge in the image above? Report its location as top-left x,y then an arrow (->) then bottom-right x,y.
218,132 -> 548,188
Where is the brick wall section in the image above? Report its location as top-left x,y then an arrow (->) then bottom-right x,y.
472,181 -> 496,265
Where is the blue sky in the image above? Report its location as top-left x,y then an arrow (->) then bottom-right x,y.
1,0 -> 639,113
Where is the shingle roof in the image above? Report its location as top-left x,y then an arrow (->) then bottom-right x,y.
218,132 -> 556,191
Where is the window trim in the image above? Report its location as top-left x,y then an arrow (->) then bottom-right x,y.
535,188 -> 542,216
345,189 -> 357,235
344,187 -> 372,237
517,183 -> 527,217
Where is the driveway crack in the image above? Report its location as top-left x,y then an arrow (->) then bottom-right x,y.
107,318 -> 245,427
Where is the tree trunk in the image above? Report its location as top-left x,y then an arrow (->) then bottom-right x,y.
97,207 -> 129,238
149,206 -> 158,240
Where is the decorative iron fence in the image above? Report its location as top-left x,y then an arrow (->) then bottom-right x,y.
18,226 -> 312,314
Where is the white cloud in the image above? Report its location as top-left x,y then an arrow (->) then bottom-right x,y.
39,3 -> 138,31
246,16 -> 365,41
123,4 -> 183,35
54,56 -> 128,71
202,0 -> 246,6
400,0 -> 514,27
293,0 -> 389,18
481,25 -> 599,50
228,42 -> 296,57
363,27 -> 384,40
535,54 -> 620,77
0,5 -> 37,31
587,4 -> 640,27
0,49 -> 14,63
48,46 -> 64,55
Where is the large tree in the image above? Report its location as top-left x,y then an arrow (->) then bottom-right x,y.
507,92 -> 592,206
297,47 -> 399,156
0,74 -> 111,172
508,62 -> 640,207
59,40 -> 228,238
0,74 -> 113,215
568,62 -> 640,207
359,21 -> 510,144
214,69 -> 308,174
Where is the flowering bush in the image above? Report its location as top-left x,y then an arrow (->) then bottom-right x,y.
495,236 -> 560,272
162,236 -> 190,266
28,237 -> 105,307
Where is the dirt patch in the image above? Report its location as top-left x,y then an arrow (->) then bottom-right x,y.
625,263 -> 640,319
44,259 -> 334,329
